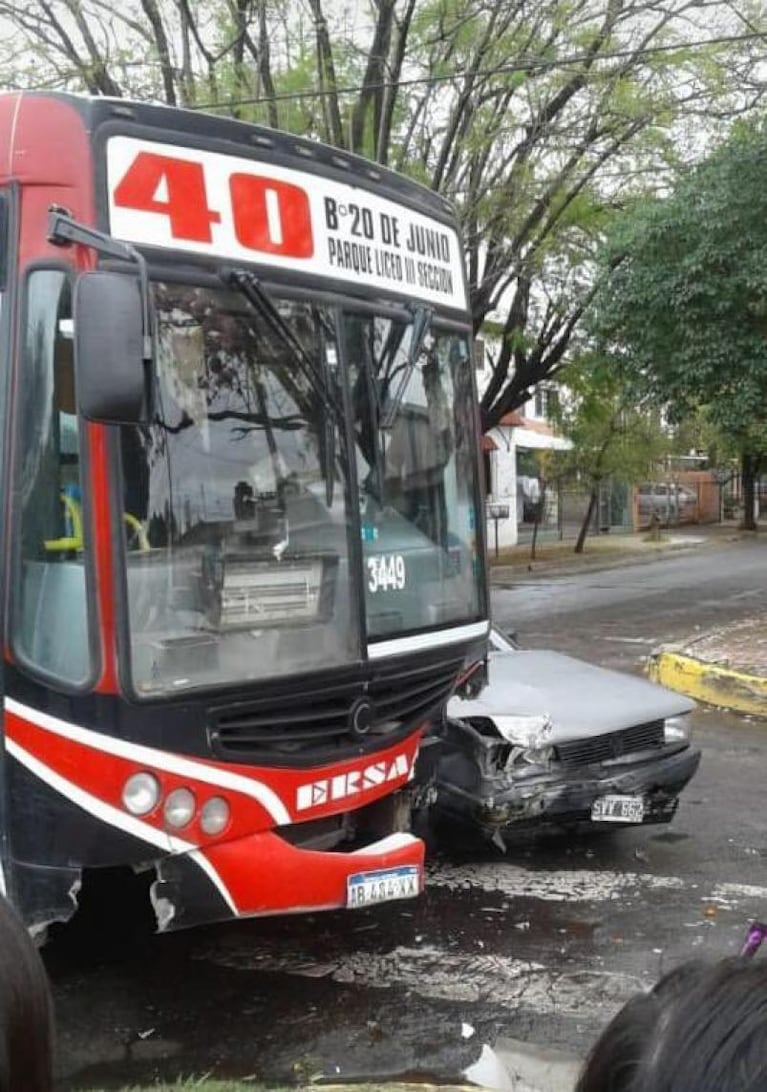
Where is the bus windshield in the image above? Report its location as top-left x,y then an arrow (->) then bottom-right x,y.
344,311 -> 484,640
118,281 -> 483,696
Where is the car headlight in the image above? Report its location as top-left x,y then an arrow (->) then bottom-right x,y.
514,744 -> 555,769
491,714 -> 554,770
491,714 -> 552,747
664,716 -> 690,743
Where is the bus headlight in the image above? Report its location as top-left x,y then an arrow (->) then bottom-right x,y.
122,772 -> 161,816
164,788 -> 196,829
200,797 -> 230,835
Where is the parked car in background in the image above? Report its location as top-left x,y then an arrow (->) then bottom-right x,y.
429,627 -> 700,848
638,482 -> 698,525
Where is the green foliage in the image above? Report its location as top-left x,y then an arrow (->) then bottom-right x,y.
553,352 -> 671,487
592,118 -> 767,458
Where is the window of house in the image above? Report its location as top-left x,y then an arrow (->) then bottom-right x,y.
534,387 -> 559,420
13,270 -> 93,685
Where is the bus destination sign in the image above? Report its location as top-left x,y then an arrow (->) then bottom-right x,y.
106,136 -> 467,309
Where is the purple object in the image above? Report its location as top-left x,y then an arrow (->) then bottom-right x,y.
740,922 -> 767,958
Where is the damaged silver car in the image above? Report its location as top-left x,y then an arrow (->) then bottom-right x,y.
431,628 -> 701,847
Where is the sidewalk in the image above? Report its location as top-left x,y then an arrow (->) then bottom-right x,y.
648,613 -> 767,719
490,525 -> 719,586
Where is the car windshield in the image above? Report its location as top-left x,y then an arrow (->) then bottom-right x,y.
117,282 -> 485,695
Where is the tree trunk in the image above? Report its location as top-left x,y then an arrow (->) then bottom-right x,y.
257,0 -> 279,129
140,0 -> 177,105
529,483 -> 546,561
307,0 -> 345,148
575,488 -> 598,553
350,0 -> 395,155
530,512 -> 540,561
741,450 -> 758,531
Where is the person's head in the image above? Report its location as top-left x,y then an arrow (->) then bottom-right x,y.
0,895 -> 53,1092
577,957 -> 767,1092
575,959 -> 703,1092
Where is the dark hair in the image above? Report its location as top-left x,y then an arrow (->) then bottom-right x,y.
577,958 -> 767,1092
0,895 -> 53,1091
576,960 -> 705,1092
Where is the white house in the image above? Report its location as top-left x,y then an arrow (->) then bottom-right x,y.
475,344 -> 571,549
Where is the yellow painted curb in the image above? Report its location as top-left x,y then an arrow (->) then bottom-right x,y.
648,651 -> 767,718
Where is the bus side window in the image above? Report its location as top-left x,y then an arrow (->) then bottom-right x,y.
13,270 -> 92,686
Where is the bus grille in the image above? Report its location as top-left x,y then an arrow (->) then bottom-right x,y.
555,721 -> 665,769
208,650 -> 464,763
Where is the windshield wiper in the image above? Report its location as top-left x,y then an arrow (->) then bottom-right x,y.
317,315 -> 339,507
225,270 -> 343,426
380,303 -> 433,429
225,269 -> 343,507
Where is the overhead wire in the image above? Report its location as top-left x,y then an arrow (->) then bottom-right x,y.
0,24 -> 763,114
183,28 -> 767,111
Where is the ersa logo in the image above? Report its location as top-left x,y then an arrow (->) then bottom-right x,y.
111,147 -> 314,259
296,753 -> 414,812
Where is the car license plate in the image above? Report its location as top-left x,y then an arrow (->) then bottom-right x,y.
347,865 -> 421,908
591,794 -> 645,823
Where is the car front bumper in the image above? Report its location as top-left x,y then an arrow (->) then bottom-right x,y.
433,738 -> 701,838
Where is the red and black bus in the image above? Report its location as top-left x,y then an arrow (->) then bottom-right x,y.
0,92 -> 488,935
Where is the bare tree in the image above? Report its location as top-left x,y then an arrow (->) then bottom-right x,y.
1,0 -> 764,427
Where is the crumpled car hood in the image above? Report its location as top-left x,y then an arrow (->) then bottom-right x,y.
448,649 -> 694,742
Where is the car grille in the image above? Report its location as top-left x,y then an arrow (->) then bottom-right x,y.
208,649 -> 464,764
555,720 -> 665,769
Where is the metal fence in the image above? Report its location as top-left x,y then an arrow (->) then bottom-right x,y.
516,478 -> 633,544
514,471 -> 740,546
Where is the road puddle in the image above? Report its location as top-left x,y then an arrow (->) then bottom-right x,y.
464,1044 -> 515,1091
464,1037 -> 581,1092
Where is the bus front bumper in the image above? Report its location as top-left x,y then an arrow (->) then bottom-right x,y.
151,828 -> 425,931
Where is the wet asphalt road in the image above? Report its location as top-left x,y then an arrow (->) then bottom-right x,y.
46,535 -> 767,1089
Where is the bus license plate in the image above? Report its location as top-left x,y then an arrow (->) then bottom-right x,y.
347,865 -> 421,908
591,794 -> 645,823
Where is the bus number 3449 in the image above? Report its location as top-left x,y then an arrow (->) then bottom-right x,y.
367,554 -> 406,593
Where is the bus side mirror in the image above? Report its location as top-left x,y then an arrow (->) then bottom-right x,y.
74,271 -> 148,423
